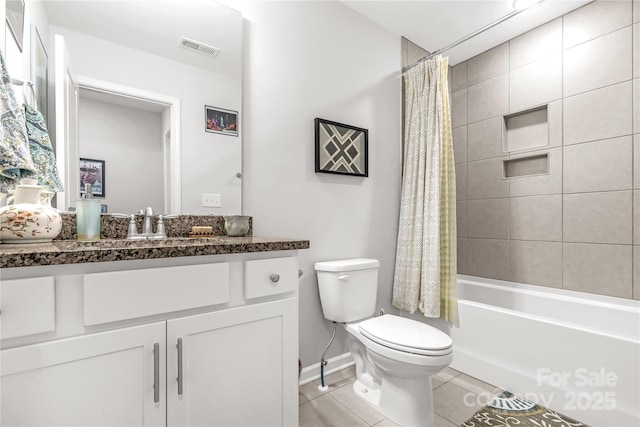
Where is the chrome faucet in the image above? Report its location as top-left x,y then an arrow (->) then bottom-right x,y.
112,210 -> 177,240
142,207 -> 154,236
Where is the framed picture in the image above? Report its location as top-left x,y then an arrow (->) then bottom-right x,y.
79,158 -> 105,197
6,0 -> 25,52
315,118 -> 368,177
100,204 -> 108,214
30,24 -> 48,124
205,105 -> 238,136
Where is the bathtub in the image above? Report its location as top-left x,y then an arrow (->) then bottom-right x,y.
451,275 -> 640,427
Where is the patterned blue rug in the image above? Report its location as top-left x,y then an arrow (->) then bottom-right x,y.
460,391 -> 590,427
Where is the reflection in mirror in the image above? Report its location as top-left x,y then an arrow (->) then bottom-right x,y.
45,0 -> 243,215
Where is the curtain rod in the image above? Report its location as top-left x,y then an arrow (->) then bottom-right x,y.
402,6 -> 531,73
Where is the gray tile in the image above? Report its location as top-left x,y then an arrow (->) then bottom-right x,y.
563,136 -> 633,193
468,117 -> 503,162
635,79 -> 640,133
433,375 -> 446,390
563,81 -> 633,146
634,247 -> 640,300
509,240 -> 563,289
563,27 -> 633,97
635,191 -> 640,245
563,191 -> 633,245
401,47 -> 408,69
330,381 -> 385,426
467,74 -> 509,124
457,201 -> 468,238
431,415 -> 457,427
435,367 -> 462,382
433,381 -> 485,426
453,125 -> 468,164
407,41 -> 429,65
510,18 -> 562,70
450,374 -> 499,395
510,53 -> 562,113
467,238 -> 509,281
451,89 -> 468,128
563,243 -> 633,298
467,158 -> 509,199
299,367 -> 356,405
510,195 -> 562,241
299,393 -> 369,427
563,0 -> 633,49
548,99 -> 563,149
451,61 -> 468,92
373,419 -> 402,427
509,148 -> 562,197
467,43 -> 509,86
635,135 -> 640,189
457,238 -> 468,275
467,198 -> 509,239
635,0 -> 640,23
633,24 -> 639,78
456,163 -> 468,201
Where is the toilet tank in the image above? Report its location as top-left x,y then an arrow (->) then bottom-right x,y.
314,258 -> 380,323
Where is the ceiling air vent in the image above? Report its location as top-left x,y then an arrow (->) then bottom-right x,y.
179,37 -> 221,58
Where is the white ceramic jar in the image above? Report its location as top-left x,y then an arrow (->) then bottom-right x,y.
0,179 -> 62,243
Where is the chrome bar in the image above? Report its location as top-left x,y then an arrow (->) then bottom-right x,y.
153,343 -> 160,403
402,6 -> 531,73
177,338 -> 184,395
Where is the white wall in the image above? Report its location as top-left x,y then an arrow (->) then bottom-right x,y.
49,26 -> 242,215
242,1 -> 403,367
78,96 -> 164,214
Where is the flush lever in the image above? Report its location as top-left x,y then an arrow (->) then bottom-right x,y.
338,274 -> 350,281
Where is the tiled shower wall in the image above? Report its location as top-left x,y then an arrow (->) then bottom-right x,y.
451,0 -> 640,300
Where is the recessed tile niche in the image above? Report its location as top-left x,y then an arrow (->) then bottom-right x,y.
503,154 -> 549,178
502,105 -> 549,152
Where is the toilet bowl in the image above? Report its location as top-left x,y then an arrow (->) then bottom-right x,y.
314,259 -> 453,427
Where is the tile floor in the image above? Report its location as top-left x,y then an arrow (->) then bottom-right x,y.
299,366 -> 501,427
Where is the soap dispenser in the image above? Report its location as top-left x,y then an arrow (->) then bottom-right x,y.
76,184 -> 101,241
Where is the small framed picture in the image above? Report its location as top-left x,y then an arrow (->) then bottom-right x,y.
6,0 -> 25,52
315,118 -> 368,177
79,158 -> 105,197
100,204 -> 108,214
205,105 -> 238,136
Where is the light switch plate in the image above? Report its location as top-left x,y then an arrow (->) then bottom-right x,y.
202,193 -> 221,207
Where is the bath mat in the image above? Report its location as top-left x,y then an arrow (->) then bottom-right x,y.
460,391 -> 590,427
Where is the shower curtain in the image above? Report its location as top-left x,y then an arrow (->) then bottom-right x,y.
392,56 -> 458,323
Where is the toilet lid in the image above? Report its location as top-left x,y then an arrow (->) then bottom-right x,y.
359,315 -> 452,356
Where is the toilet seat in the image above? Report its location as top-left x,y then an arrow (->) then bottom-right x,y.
359,315 -> 452,356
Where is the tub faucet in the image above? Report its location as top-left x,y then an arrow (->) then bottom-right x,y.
142,207 -> 154,236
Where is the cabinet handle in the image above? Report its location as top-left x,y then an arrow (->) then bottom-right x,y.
177,338 -> 184,395
270,273 -> 280,283
153,343 -> 160,403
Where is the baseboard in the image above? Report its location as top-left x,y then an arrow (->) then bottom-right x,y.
299,352 -> 354,386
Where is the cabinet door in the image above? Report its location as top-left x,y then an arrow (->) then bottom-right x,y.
1,322 -> 166,426
167,298 -> 298,427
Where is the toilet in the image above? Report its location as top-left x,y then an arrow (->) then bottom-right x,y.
315,258 -> 453,427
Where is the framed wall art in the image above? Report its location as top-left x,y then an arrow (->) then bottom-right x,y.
79,158 -> 105,197
6,0 -> 25,51
30,24 -> 48,123
315,118 -> 368,177
205,105 -> 238,136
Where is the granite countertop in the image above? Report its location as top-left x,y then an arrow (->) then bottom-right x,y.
0,236 -> 310,268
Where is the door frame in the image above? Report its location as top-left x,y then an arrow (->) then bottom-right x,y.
76,76 -> 181,214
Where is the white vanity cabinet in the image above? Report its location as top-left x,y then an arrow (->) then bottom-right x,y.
0,251 -> 300,427
1,322 -> 166,426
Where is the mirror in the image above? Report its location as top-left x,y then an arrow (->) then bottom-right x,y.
44,0 -> 243,215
